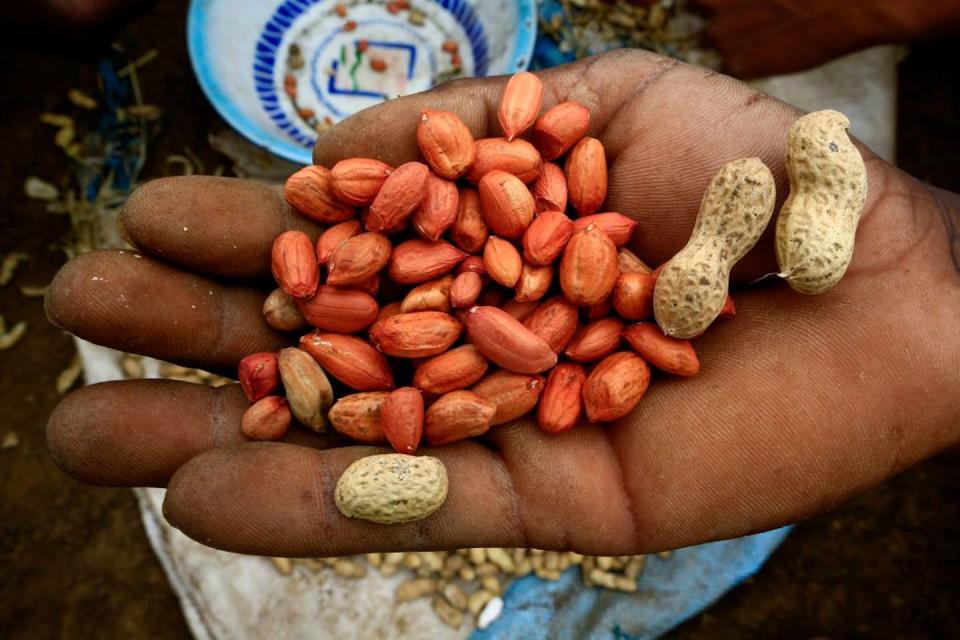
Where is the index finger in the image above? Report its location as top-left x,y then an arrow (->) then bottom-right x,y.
119,176 -> 320,279
314,50 -> 796,276
312,49 -> 672,167
313,50 -> 888,278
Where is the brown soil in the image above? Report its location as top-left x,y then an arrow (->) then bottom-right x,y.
0,2 -> 957,638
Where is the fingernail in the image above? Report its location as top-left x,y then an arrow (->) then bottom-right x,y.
115,214 -> 136,248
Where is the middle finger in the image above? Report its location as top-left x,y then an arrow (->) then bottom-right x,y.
46,249 -> 286,372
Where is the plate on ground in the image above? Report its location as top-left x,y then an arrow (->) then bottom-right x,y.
188,0 -> 537,164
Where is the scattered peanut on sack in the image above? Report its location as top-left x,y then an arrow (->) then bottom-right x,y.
270,547 -> 657,629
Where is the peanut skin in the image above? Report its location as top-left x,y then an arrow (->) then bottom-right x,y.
775,110 -> 868,294
653,157 -> 776,338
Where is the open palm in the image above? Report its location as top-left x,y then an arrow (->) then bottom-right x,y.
46,50 -> 960,557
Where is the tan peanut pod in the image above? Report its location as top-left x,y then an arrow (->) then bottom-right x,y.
565,137 -> 607,215
333,559 -> 367,578
263,288 -> 307,331
368,311 -> 463,358
531,161 -> 568,212
387,239 -> 467,284
466,138 -> 542,184
498,71 -> 543,141
478,170 -> 536,240
413,174 -> 459,241
582,352 -> 650,423
335,454 -> 448,524
524,295 -> 579,353
413,344 -> 489,395
514,262 -> 553,302
417,109 -> 476,179
480,574 -> 502,593
401,275 -> 454,313
328,392 -> 389,443
467,589 -> 494,616
483,236 -> 523,287
450,187 -> 488,254
433,595 -> 464,629
316,219 -> 362,265
277,347 -> 334,432
654,157 -> 776,337
776,110 -> 868,294
532,101 -> 591,160
396,577 -> 438,602
366,161 -> 430,232
327,232 -> 392,286
559,224 -> 619,305
442,583 -> 468,610
472,369 -> 545,425
330,158 -> 392,206
424,390 -> 496,445
284,165 -> 354,224
397,576 -> 440,602
296,285 -> 379,333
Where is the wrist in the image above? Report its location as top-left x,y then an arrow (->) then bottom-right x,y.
928,185 -> 960,277
901,177 -> 960,453
856,163 -> 960,459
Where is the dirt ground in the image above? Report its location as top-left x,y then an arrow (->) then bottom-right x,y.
1,2 -> 958,638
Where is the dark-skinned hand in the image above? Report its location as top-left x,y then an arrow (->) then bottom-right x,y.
45,50 -> 960,557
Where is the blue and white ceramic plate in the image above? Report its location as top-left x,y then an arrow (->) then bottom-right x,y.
188,0 -> 537,164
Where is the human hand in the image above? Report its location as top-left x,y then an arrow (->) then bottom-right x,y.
692,0 -> 959,78
45,50 -> 960,557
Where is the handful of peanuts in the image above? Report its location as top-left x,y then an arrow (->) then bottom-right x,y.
238,71 -> 867,525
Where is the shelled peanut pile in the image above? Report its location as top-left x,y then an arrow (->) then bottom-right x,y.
238,70 -> 868,532
241,71 -> 719,463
